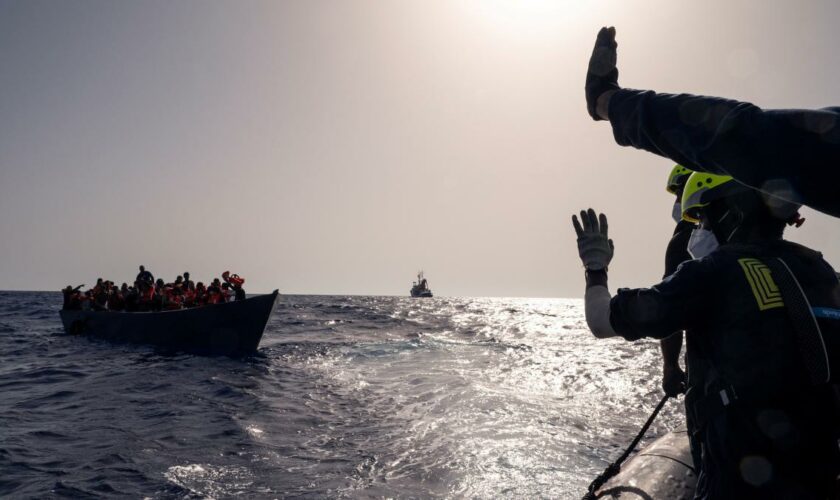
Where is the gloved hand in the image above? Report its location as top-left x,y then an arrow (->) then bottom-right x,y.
585,27 -> 620,121
662,364 -> 687,397
572,209 -> 614,271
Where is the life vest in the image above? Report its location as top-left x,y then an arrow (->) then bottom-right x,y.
222,271 -> 245,287
141,286 -> 155,302
183,289 -> 195,307
688,242 -> 840,411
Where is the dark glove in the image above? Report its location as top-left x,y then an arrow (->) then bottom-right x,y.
572,208 -> 614,271
662,364 -> 686,397
585,27 -> 620,121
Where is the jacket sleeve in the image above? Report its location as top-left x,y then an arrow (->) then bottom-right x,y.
610,257 -> 714,341
607,89 -> 840,217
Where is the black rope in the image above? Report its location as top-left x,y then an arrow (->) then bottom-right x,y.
582,394 -> 672,500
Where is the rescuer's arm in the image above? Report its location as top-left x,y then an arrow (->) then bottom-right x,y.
585,27 -> 840,217
660,333 -> 686,396
573,209 -> 617,338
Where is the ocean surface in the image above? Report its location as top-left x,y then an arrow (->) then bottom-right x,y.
0,291 -> 684,499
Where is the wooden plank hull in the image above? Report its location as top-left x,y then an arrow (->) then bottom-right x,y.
59,290 -> 279,356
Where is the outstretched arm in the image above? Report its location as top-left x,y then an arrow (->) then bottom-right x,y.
573,209 -> 617,338
585,27 -> 840,218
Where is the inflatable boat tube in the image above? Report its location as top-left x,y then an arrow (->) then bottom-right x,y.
596,429 -> 697,499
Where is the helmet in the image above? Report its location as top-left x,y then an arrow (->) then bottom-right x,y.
666,165 -> 693,194
681,172 -> 749,223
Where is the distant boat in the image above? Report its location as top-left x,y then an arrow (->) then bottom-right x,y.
410,271 -> 433,298
59,290 -> 279,356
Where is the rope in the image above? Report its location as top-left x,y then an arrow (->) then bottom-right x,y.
582,394 -> 672,500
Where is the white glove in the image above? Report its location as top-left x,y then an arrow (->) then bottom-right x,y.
572,209 -> 614,271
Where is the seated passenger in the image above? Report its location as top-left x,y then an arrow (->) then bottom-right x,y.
195,282 -> 207,305
207,279 -> 223,304
107,286 -> 125,311
125,286 -> 140,312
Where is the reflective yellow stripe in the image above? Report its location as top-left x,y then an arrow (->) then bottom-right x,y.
738,258 -> 785,310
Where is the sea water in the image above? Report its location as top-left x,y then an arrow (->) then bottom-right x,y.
0,292 -> 683,498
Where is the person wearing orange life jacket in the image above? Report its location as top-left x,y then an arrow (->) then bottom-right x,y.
107,285 -> 125,311
222,271 -> 247,301
206,279 -> 223,304
182,286 -> 196,308
221,282 -> 233,303
195,282 -> 207,305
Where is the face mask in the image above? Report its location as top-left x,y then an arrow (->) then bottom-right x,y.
687,228 -> 719,259
671,202 -> 683,223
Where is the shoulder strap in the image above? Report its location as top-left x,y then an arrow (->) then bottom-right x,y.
765,257 -> 831,385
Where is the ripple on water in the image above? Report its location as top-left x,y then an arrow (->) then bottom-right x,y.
0,293 -> 684,498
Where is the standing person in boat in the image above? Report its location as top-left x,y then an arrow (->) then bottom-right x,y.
125,284 -> 139,312
183,272 -> 195,291
585,27 -> 840,218
572,175 -> 839,497
222,271 -> 246,301
136,265 -> 154,286
61,284 -> 84,310
232,283 -> 246,301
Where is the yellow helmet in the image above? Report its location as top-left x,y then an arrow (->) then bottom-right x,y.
681,172 -> 748,223
666,164 -> 693,194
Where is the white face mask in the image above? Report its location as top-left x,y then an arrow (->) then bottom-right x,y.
671,202 -> 683,223
687,228 -> 719,259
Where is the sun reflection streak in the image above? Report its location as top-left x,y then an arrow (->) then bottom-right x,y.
259,296 -> 683,498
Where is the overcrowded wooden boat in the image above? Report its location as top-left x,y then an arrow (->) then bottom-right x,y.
59,290 -> 279,356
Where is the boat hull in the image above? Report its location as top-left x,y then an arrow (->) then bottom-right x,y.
59,290 -> 279,356
596,429 -> 697,499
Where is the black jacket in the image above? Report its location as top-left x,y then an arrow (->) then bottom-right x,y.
608,89 -> 840,218
609,240 -> 840,498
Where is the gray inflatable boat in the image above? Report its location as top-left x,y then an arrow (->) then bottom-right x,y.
596,429 -> 697,499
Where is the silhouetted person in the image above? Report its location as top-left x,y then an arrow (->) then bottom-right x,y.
61,284 -> 84,310
136,265 -> 154,286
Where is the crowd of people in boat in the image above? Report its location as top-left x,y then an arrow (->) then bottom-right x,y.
61,265 -> 246,312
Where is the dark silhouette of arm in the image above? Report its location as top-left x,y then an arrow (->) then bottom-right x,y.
607,89 -> 840,217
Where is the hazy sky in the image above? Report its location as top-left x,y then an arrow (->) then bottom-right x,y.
2,0 -> 839,296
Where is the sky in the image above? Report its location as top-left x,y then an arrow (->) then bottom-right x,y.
1,0 -> 839,297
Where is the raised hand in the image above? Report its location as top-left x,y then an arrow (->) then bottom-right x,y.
585,27 -> 620,121
572,208 -> 614,271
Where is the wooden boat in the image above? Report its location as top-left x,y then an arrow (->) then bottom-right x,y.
59,290 -> 279,356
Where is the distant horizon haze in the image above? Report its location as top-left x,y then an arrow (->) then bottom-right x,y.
2,0 -> 839,297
